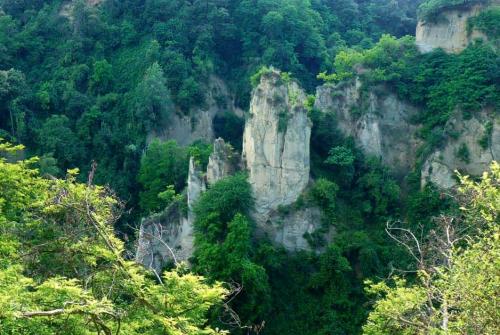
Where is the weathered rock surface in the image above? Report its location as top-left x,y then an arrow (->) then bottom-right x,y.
240,69 -> 323,252
315,79 -> 421,178
242,70 -> 312,224
415,2 -> 495,53
136,157 -> 205,271
207,138 -> 237,185
136,138 -> 241,270
135,203 -> 191,273
260,207 -> 326,251
150,76 -> 244,146
421,111 -> 499,188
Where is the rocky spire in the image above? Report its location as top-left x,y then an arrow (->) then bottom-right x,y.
242,68 -> 312,223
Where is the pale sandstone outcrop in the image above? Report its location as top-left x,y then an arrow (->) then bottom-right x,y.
315,79 -> 421,179
135,157 -> 205,272
260,207 -> 326,252
241,69 -> 326,251
421,111 -> 499,188
242,69 -> 312,223
415,2 -> 498,53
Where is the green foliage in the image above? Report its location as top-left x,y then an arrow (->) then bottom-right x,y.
137,139 -> 211,215
325,145 -> 356,167
357,158 -> 401,217
192,173 -> 271,328
311,178 -> 339,212
89,59 -> 113,95
157,184 -> 182,207
479,120 -> 494,149
250,66 -> 273,88
134,62 -> 172,131
468,5 -> 500,39
138,140 -> 189,214
456,142 -> 471,163
37,115 -> 83,169
363,162 -> 500,334
0,141 -> 227,335
418,0 -> 487,21
318,49 -> 364,83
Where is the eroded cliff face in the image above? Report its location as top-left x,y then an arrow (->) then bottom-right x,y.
415,3 -> 492,53
315,79 -> 421,179
422,111 -> 500,188
242,70 -> 312,220
136,139 -> 235,271
150,76 -> 244,146
241,70 -> 325,251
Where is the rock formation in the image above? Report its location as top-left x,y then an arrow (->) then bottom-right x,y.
421,111 -> 499,188
207,138 -> 237,184
415,1 -> 498,53
150,76 -> 244,146
315,79 -> 421,179
136,158 -> 204,272
242,69 -> 312,220
137,3 -> 500,264
242,69 -> 326,251
136,138 -> 237,270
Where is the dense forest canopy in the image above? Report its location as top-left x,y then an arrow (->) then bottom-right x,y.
0,0 -> 499,334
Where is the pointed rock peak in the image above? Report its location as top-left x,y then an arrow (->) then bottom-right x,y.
243,68 -> 311,223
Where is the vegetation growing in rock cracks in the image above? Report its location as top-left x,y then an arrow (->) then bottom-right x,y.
0,0 -> 498,334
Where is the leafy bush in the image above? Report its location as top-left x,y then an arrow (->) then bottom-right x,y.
0,141 -> 227,335
138,139 -> 211,214
192,173 -> 271,326
468,5 -> 500,39
250,66 -> 273,88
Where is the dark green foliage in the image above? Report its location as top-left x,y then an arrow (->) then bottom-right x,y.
138,140 -> 189,214
37,115 -> 83,169
277,110 -> 290,133
134,62 -> 172,132
263,248 -> 362,335
311,178 -> 339,212
406,183 -> 457,229
325,146 -> 356,167
192,173 -> 271,328
137,139 -> 211,215
456,142 -> 471,163
335,35 -> 500,158
468,5 -> 500,39
479,120 -> 494,149
213,112 -> 245,151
